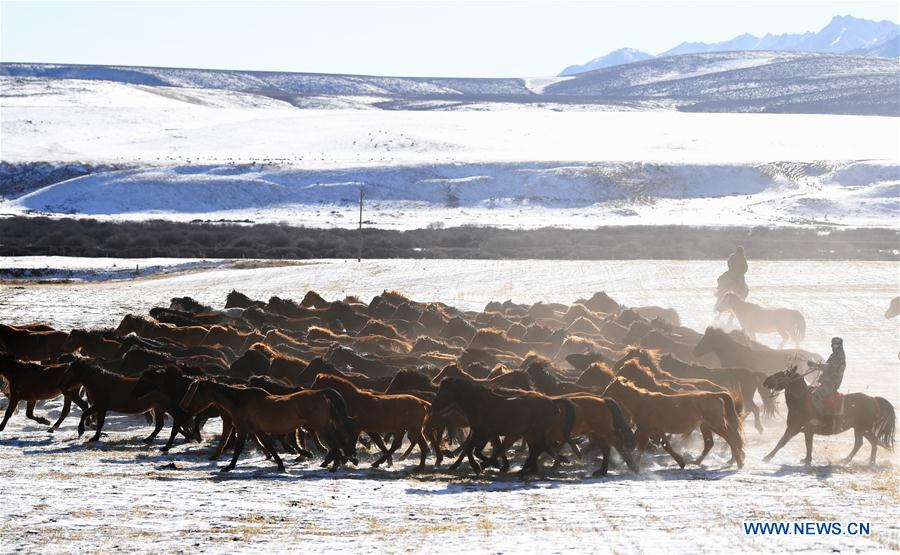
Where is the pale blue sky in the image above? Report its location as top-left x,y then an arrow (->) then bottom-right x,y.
1,1 -> 898,77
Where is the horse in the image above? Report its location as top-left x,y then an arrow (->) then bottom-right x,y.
602,377 -> 745,470
659,354 -> 771,433
0,352 -> 88,432
58,358 -> 171,443
310,373 -> 432,469
761,367 -> 895,465
0,323 -> 69,362
432,378 -> 575,476
716,293 -> 806,348
180,378 -> 356,472
692,327 -> 821,374
132,366 -> 204,451
62,329 -> 124,360
431,363 -> 533,390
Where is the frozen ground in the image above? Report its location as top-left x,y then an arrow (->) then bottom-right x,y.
0,259 -> 897,552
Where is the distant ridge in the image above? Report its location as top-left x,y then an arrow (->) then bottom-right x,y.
561,15 -> 900,75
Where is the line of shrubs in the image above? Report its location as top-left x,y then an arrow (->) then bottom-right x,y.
0,217 -> 896,260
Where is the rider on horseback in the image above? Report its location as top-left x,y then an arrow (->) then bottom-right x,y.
807,337 -> 846,427
716,246 -> 749,302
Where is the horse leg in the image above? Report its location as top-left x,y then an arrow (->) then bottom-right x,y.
448,432 -> 474,471
659,435 -> 686,469
762,426 -> 801,462
77,405 -> 97,437
257,434 -> 286,472
372,431 -> 404,468
221,431 -> 247,472
750,400 -> 764,435
694,425 -> 715,466
409,428 -> 430,470
25,401 -> 51,426
0,396 -> 18,431
840,428 -> 864,464
801,431 -> 814,465
88,409 -> 107,442
518,439 -> 544,477
592,445 -> 611,477
48,395 -> 73,433
143,410 -> 165,443
212,419 -> 234,460
863,430 -> 879,465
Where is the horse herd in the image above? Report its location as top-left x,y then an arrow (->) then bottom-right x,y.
0,289 -> 894,477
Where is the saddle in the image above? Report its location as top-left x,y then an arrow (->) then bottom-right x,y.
806,387 -> 844,416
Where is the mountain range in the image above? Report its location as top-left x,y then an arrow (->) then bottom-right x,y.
560,15 -> 900,75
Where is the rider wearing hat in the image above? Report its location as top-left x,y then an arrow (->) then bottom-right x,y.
807,337 -> 845,426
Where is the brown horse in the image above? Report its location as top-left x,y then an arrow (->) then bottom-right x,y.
179,378 -> 357,472
310,374 -> 432,469
659,353 -> 770,433
58,358 -> 170,443
602,377 -> 745,470
62,329 -> 124,360
0,352 -> 88,432
0,323 -> 69,361
762,367 -> 895,465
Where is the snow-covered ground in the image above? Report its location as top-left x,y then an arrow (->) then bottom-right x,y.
0,259 -> 897,552
3,160 -> 897,228
2,75 -> 898,228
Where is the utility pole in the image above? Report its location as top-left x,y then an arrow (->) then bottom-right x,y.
357,184 -> 364,262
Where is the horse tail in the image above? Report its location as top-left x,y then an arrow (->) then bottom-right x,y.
873,397 -> 896,450
719,392 -> 743,435
605,398 -> 636,452
320,387 -> 354,436
729,384 -> 745,416
758,376 -> 778,418
555,398 -> 577,446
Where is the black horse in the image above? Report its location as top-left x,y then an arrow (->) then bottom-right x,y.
761,367 -> 895,465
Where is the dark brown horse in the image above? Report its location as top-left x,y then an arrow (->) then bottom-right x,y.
693,327 -> 821,373
58,358 -> 170,443
0,352 -> 88,432
762,367 -> 895,465
431,377 -> 575,476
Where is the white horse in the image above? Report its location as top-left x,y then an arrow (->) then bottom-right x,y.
715,292 -> 806,348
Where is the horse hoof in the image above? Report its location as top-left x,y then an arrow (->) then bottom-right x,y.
762,455 -> 773,463
219,466 -> 233,473
591,469 -> 608,477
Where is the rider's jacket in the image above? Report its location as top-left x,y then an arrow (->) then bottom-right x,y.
813,347 -> 845,391
727,251 -> 748,276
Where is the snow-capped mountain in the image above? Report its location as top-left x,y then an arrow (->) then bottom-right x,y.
562,15 -> 899,75
559,48 -> 654,76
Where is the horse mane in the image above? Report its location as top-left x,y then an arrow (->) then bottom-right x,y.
381,290 -> 411,306
312,372 -> 367,394
248,342 -> 279,358
308,326 -> 341,340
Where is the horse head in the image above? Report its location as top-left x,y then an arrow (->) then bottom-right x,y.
762,365 -> 803,392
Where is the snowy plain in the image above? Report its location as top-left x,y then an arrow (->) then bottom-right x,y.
0,259 -> 898,553
2,76 -> 899,229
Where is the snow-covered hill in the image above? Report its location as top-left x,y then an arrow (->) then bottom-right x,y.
546,51 -> 900,115
3,49 -> 898,115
